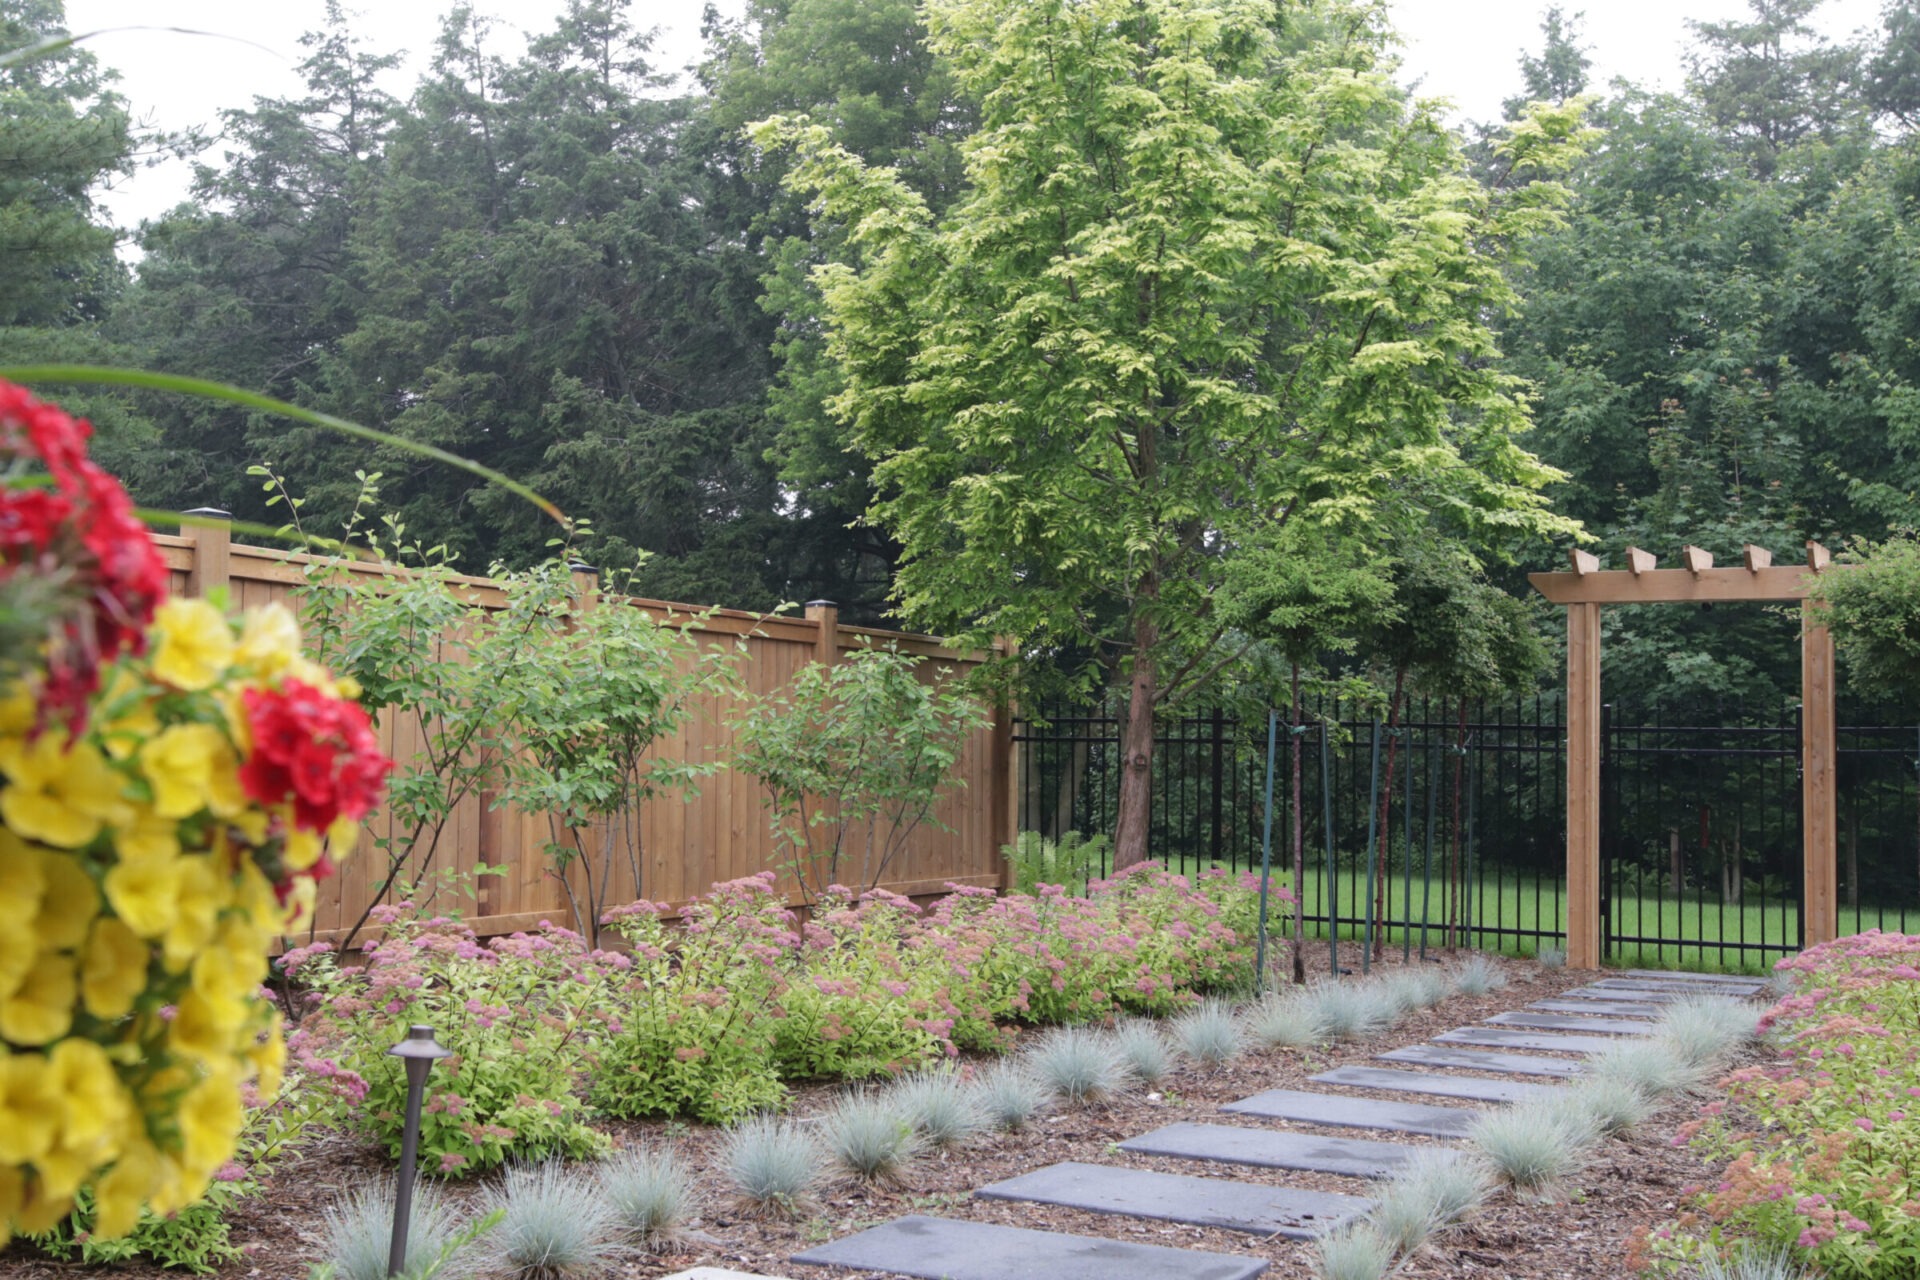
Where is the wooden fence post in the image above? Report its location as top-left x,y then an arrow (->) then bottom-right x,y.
990,636 -> 1017,891
805,600 -> 839,667
181,507 -> 232,600
1802,601 -> 1838,946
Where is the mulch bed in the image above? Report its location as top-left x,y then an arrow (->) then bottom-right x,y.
1,948 -> 1745,1280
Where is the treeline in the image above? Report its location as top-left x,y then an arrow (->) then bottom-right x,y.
6,0 -> 1920,708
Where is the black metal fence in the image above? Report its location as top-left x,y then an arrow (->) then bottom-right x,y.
1015,697 -> 1920,969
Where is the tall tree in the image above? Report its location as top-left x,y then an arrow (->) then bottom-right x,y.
1685,0 -> 1864,178
1504,6 -> 1591,118
758,0 -> 1585,870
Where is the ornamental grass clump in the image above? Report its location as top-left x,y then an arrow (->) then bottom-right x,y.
889,1070 -> 987,1148
1469,1097 -> 1601,1194
1110,1020 -> 1176,1086
722,1116 -> 822,1218
821,1092 -> 922,1184
321,1180 -> 477,1280
1536,945 -> 1568,969
1306,981 -> 1398,1041
1173,998 -> 1245,1067
1377,1149 -> 1491,1236
484,1163 -> 620,1280
1653,994 -> 1760,1069
973,1062 -> 1050,1131
1585,1039 -> 1711,1099
1697,1245 -> 1812,1280
599,1146 -> 696,1251
1312,1223 -> 1397,1280
1027,1027 -> 1128,1104
1244,991 -> 1325,1049
1565,1074 -> 1657,1136
1450,954 -> 1509,997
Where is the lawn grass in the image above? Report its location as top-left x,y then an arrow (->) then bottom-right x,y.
1171,858 -> 1917,975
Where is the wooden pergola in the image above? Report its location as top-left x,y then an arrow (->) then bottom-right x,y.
1529,542 -> 1843,969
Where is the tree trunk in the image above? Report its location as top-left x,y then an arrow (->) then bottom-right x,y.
1373,666 -> 1406,959
1290,661 -> 1307,985
1112,612 -> 1160,871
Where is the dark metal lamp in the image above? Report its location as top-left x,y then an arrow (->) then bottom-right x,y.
387,1025 -> 452,1277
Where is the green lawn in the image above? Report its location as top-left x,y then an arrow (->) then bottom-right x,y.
1181,860 -> 1913,976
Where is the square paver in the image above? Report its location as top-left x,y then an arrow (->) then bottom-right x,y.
1120,1122 -> 1445,1180
1223,1088 -> 1481,1138
789,1215 -> 1267,1280
1558,985 -> 1683,1004
1310,1065 -> 1560,1103
1528,999 -> 1663,1019
976,1161 -> 1372,1239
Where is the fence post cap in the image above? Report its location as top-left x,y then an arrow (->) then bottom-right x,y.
181,507 -> 233,520
567,560 -> 598,575
805,599 -> 837,609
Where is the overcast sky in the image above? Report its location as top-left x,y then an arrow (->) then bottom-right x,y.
65,0 -> 1891,235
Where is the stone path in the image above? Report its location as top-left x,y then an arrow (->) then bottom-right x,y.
976,1161 -> 1373,1239
1222,1088 -> 1480,1138
1377,1043 -> 1590,1076
786,967 -> 1745,1279
791,1215 -> 1270,1280
1486,1011 -> 1653,1035
1120,1122 -> 1450,1179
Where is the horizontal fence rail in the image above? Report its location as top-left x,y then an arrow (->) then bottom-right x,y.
1016,696 -> 1920,970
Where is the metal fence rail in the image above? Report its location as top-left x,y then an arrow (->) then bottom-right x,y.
1015,697 -> 1920,968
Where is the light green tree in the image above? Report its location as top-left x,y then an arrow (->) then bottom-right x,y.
754,0 -> 1586,869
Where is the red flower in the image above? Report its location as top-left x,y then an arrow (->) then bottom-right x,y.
0,379 -> 169,734
239,678 -> 392,832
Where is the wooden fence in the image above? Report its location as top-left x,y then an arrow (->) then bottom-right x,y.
159,521 -> 1015,945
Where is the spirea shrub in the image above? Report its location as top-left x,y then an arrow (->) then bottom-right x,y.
287,914 -> 613,1175
1676,931 -> 1920,1278
589,874 -> 791,1121
0,384 -> 393,1247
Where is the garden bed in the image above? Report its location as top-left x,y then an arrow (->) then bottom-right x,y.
0,951 -> 1756,1280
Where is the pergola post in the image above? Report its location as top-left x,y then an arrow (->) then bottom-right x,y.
1801,602 -> 1838,946
1566,601 -> 1602,970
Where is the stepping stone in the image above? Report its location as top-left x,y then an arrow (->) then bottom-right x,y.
1529,999 -> 1662,1019
790,1215 -> 1267,1280
1120,1122 -> 1446,1180
1487,1012 -> 1652,1035
1434,1027 -> 1618,1054
976,1161 -> 1372,1240
1311,1065 -> 1560,1103
1592,977 -> 1764,996
1560,985 -> 1683,1004
1378,1044 -> 1588,1077
1223,1088 -> 1481,1138
1623,969 -> 1765,986
667,1271 -> 793,1280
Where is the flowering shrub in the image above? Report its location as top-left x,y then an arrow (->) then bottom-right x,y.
589,874 -> 791,1122
0,379 -> 391,1248
287,911 -> 613,1175
1678,930 -> 1920,1278
772,886 -> 954,1078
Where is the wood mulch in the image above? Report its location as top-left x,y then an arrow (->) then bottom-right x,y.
0,947 -> 1743,1280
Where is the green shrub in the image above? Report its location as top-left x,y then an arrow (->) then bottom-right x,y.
1004,830 -> 1109,895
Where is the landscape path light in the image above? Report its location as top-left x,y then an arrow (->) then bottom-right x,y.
387,1024 -> 452,1277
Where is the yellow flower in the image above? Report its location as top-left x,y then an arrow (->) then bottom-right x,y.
149,599 -> 235,692
190,921 -> 264,1026
136,725 -> 248,822
236,604 -> 302,676
0,1051 -> 58,1164
0,929 -> 34,1003
81,917 -> 149,1019
0,1164 -> 20,1247
103,854 -> 181,939
48,1038 -> 129,1150
91,1138 -> 157,1239
0,832 -> 46,927
0,734 -> 130,848
283,825 -> 323,872
165,991 -> 232,1065
0,685 -> 34,737
14,1173 -> 73,1235
0,953 -> 75,1044
161,855 -> 220,973
33,850 -> 99,951
281,875 -> 317,932
177,1063 -> 242,1179
112,806 -> 180,864
248,1019 -> 286,1100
